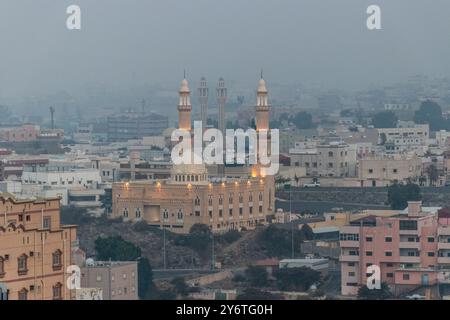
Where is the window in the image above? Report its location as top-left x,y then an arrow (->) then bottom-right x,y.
387,273 -> 394,278
385,237 -> 392,242
427,237 -> 435,243
366,251 -> 373,256
18,288 -> 28,300
368,169 -> 373,174
208,210 -> 212,218
239,193 -> 243,203
18,254 -> 28,275
208,195 -> 213,206
194,196 -> 200,206
123,208 -> 129,218
177,209 -> 183,220
259,206 -> 263,213
0,257 -> 4,277
366,237 -> 373,242
348,262 -> 356,267
258,192 -> 263,202
219,195 -> 223,205
403,274 -> 410,281
53,283 -> 62,300
428,252 -> 435,257
228,193 -> 233,204
229,208 -> 233,216
135,208 -> 141,218
249,192 -> 253,202
386,263 -> 393,267
348,272 -> 355,277
43,216 -> 51,229
340,233 -> 359,241
399,220 -> 418,231
385,251 -> 392,257
52,250 -> 62,270
239,207 -> 243,216
219,209 -> 223,217
349,250 -> 359,256
249,206 -> 253,214
163,209 -> 169,220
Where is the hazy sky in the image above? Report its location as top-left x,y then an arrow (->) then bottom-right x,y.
1,0 -> 450,98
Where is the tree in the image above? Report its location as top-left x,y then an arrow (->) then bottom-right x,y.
273,267 -> 321,291
299,224 -> 314,241
292,112 -> 315,129
294,174 -> 299,187
414,100 -> 446,131
138,257 -> 154,299
100,188 -> 113,214
371,111 -> 398,128
237,288 -> 282,300
426,164 -> 439,186
245,266 -> 269,287
188,223 -> 212,253
387,183 -> 422,210
379,132 -> 387,146
357,282 -> 392,300
171,277 -> 190,297
94,236 -> 153,299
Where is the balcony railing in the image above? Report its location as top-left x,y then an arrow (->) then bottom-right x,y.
340,240 -> 360,248
438,242 -> 450,250
399,242 -> 421,249
399,256 -> 421,263
340,255 -> 360,262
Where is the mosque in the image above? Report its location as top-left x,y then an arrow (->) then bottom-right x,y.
111,75 -> 275,234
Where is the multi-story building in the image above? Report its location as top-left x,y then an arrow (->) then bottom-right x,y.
289,140 -> 357,177
340,202 -> 450,297
378,124 -> 429,154
107,111 -> 169,142
0,194 -> 77,300
358,154 -> 422,187
80,261 -> 138,300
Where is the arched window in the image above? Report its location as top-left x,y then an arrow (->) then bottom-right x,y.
219,195 -> 223,205
269,189 -> 272,207
53,282 -> 62,300
135,208 -> 141,218
123,208 -> 129,218
228,193 -> 233,204
239,193 -> 243,203
18,254 -> 28,275
208,195 -> 213,206
194,196 -> 200,206
259,192 -> 263,202
177,209 -> 183,220
52,250 -> 62,270
249,192 -> 253,202
18,288 -> 28,300
163,209 -> 169,220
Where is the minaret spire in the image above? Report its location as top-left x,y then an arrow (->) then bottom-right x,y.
198,77 -> 209,128
178,76 -> 192,131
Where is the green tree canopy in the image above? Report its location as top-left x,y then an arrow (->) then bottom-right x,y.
245,266 -> 269,287
357,282 -> 392,300
414,100 -> 447,131
273,267 -> 321,291
292,111 -> 315,129
387,183 -> 422,210
371,111 -> 398,128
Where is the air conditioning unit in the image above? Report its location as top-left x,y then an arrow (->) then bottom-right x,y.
29,285 -> 35,291
29,251 -> 34,257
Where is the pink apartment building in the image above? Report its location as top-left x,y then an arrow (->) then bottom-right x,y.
340,201 -> 450,297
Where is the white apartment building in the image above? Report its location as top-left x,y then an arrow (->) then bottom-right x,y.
378,124 -> 429,154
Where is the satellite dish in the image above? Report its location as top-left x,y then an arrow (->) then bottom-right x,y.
86,258 -> 95,266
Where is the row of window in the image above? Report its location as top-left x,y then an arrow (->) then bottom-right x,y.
0,250 -> 62,277
17,282 -> 62,300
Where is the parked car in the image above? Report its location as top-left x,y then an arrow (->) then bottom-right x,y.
303,182 -> 320,188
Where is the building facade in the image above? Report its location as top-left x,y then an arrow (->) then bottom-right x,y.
340,202 -> 450,297
0,195 -> 77,300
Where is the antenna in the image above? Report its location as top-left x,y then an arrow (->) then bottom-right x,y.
141,99 -> 146,114
261,68 -> 264,79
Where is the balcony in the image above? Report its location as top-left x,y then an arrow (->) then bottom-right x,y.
399,242 -> 421,250
399,229 -> 419,235
438,242 -> 450,250
340,240 -> 360,248
399,256 -> 421,263
438,257 -> 450,264
438,227 -> 450,236
340,255 -> 360,262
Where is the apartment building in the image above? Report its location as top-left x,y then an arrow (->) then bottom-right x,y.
0,194 -> 77,300
340,202 -> 450,297
289,140 -> 357,177
80,261 -> 138,300
378,124 -> 429,154
358,154 -> 422,187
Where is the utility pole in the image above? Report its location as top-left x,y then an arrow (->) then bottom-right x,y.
163,224 -> 167,270
290,187 -> 294,259
211,231 -> 215,270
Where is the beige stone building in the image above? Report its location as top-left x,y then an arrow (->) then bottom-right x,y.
80,261 -> 138,300
358,154 -> 422,187
0,194 -> 77,300
111,76 -> 276,234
